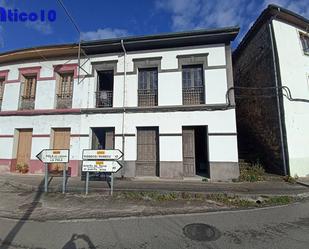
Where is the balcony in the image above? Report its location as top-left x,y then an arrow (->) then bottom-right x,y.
96,90 -> 113,108
182,86 -> 205,105
20,96 -> 35,110
56,94 -> 72,109
138,89 -> 158,107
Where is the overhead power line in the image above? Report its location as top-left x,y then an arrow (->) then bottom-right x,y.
56,0 -> 81,36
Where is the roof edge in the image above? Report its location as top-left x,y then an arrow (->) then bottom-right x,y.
233,4 -> 309,59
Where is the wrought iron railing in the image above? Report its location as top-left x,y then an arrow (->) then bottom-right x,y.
20,96 -> 35,110
182,86 -> 205,105
56,94 -> 72,109
138,89 -> 158,107
96,90 -> 113,108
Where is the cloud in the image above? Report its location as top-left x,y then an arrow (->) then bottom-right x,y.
156,0 -> 309,43
81,28 -> 130,41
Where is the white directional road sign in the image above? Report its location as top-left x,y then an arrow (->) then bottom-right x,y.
36,149 -> 69,163
82,160 -> 122,173
82,149 -> 123,160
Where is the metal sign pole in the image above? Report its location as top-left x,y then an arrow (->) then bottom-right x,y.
44,163 -> 48,193
62,163 -> 66,194
111,173 -> 114,196
85,171 -> 89,195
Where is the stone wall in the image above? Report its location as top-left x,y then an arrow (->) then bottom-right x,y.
233,22 -> 285,175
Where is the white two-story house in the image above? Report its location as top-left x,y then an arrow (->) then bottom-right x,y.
0,27 -> 240,180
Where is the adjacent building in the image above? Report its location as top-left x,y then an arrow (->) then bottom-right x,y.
233,5 -> 309,177
0,27 -> 240,180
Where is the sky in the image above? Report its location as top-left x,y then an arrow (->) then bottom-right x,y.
0,0 -> 308,53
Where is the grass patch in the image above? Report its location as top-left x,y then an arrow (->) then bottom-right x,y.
116,191 -> 295,208
237,162 -> 266,182
282,175 -> 298,184
206,193 -> 257,207
264,196 -> 293,205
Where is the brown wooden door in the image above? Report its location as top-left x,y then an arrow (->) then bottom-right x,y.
183,128 -> 196,177
136,127 -> 159,176
105,129 -> 114,149
16,129 -> 33,168
49,128 -> 70,174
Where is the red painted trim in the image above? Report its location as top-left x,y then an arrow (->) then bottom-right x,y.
54,63 -> 78,79
3,63 -> 80,83
19,66 -> 41,76
0,135 -> 14,138
70,134 -> 89,137
38,76 -> 55,81
0,108 -> 81,116
32,134 -> 50,138
0,70 -> 9,80
5,79 -> 19,84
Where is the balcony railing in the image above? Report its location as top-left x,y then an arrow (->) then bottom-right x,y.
56,94 -> 72,109
96,90 -> 113,108
182,86 -> 205,105
20,96 -> 35,110
138,89 -> 158,107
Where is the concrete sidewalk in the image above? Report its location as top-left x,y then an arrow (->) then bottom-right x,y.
1,173 -> 308,195
1,173 -> 309,221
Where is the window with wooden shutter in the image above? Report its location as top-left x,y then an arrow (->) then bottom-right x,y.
22,75 -> 36,99
182,65 -> 205,105
138,68 -> 158,106
0,78 -> 4,101
58,73 -> 73,98
300,33 -> 309,55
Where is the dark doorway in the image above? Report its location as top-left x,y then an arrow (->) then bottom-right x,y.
91,127 -> 114,150
82,127 -> 115,181
96,70 -> 114,108
182,126 -> 209,177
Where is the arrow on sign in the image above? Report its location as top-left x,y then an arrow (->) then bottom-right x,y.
82,160 -> 123,173
82,149 -> 123,161
36,149 -> 69,163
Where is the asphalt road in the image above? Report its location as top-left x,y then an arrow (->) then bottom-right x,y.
0,200 -> 309,249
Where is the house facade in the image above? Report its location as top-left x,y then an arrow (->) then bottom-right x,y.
233,5 -> 309,177
0,27 -> 240,180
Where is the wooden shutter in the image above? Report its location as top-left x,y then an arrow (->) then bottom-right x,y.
136,127 -> 159,176
0,78 -> 4,100
16,129 -> 33,166
182,128 -> 196,177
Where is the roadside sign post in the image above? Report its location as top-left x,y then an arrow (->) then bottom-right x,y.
85,171 -> 89,195
36,149 -> 70,194
62,163 -> 66,194
44,163 -> 48,192
82,149 -> 123,196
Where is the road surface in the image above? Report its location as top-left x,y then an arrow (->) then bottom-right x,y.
0,200 -> 309,249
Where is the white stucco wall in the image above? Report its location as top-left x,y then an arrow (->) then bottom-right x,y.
273,19 -> 309,177
2,83 -> 20,111
0,43 -> 238,179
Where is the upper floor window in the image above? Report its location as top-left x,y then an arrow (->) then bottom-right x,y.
96,70 -> 113,108
182,65 -> 205,105
20,75 -> 36,110
138,68 -> 158,107
56,72 -> 73,109
0,77 -> 4,110
300,33 -> 309,55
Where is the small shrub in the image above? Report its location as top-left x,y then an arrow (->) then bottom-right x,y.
202,177 -> 208,182
16,163 -> 29,174
282,175 -> 297,184
238,162 -> 265,182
